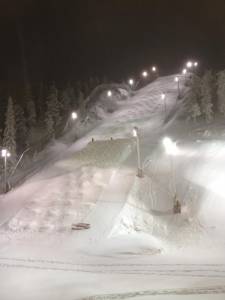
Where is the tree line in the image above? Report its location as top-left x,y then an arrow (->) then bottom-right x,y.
185,70 -> 225,123
1,76 -> 105,170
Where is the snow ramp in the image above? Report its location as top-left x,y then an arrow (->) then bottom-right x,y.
1,138 -> 134,235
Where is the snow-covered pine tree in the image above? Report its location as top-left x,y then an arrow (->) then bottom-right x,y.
25,84 -> 37,128
189,102 -> 201,122
3,97 -> 17,160
102,75 -> 108,84
83,81 -> 90,98
60,83 -> 77,115
36,82 -> 46,121
89,77 -> 100,91
68,84 -> 77,109
200,71 -> 214,123
46,83 -> 62,129
216,70 -> 225,115
0,129 -> 2,146
45,111 -> 55,140
185,74 -> 202,121
60,88 -> 71,115
15,104 -> 28,152
191,74 -> 202,96
75,80 -> 82,92
93,76 -> 101,87
78,90 -> 85,117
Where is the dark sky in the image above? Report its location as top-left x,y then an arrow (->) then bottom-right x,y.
0,0 -> 225,83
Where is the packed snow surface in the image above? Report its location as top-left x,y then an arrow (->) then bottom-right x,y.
1,75 -> 225,299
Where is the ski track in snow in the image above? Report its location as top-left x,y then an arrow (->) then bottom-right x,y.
1,257 -> 225,279
81,286 -> 225,299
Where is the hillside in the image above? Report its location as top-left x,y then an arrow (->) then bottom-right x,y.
1,74 -> 225,300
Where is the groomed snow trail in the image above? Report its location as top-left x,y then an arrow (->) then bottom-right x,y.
1,257 -> 225,278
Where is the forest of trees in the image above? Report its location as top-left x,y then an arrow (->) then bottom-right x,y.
185,70 -> 225,123
0,76 -> 106,171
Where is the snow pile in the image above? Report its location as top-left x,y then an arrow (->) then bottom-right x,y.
110,174 -> 207,252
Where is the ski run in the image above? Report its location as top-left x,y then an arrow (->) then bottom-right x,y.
1,75 -> 225,299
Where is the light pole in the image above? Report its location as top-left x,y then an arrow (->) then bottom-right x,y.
193,61 -> 198,74
142,71 -> 148,78
151,66 -> 158,78
174,76 -> 180,98
128,78 -> 135,90
133,127 -> 143,178
2,148 -> 10,193
135,71 -> 149,89
182,69 -> 187,81
64,111 -> 78,131
162,137 -> 180,214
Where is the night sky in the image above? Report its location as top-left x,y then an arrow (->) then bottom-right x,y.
0,0 -> 225,83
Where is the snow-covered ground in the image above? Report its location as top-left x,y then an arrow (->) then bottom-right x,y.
1,74 -> 225,299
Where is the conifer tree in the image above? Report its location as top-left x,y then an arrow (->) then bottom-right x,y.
188,102 -> 201,122
25,84 -> 37,128
78,90 -> 85,117
45,111 -> 55,139
46,83 -> 62,128
0,129 -> 2,146
83,81 -> 90,97
75,80 -> 82,92
15,104 -> 28,152
217,70 -> 225,115
102,75 -> 108,84
3,97 -> 17,159
36,82 -> 45,121
45,83 -> 62,140
186,74 -> 202,121
60,88 -> 71,115
93,76 -> 101,87
200,71 -> 214,122
89,77 -> 99,91
60,83 -> 76,115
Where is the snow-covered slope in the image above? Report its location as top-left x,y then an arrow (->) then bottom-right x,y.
1,74 -> 225,300
0,75 -> 180,234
